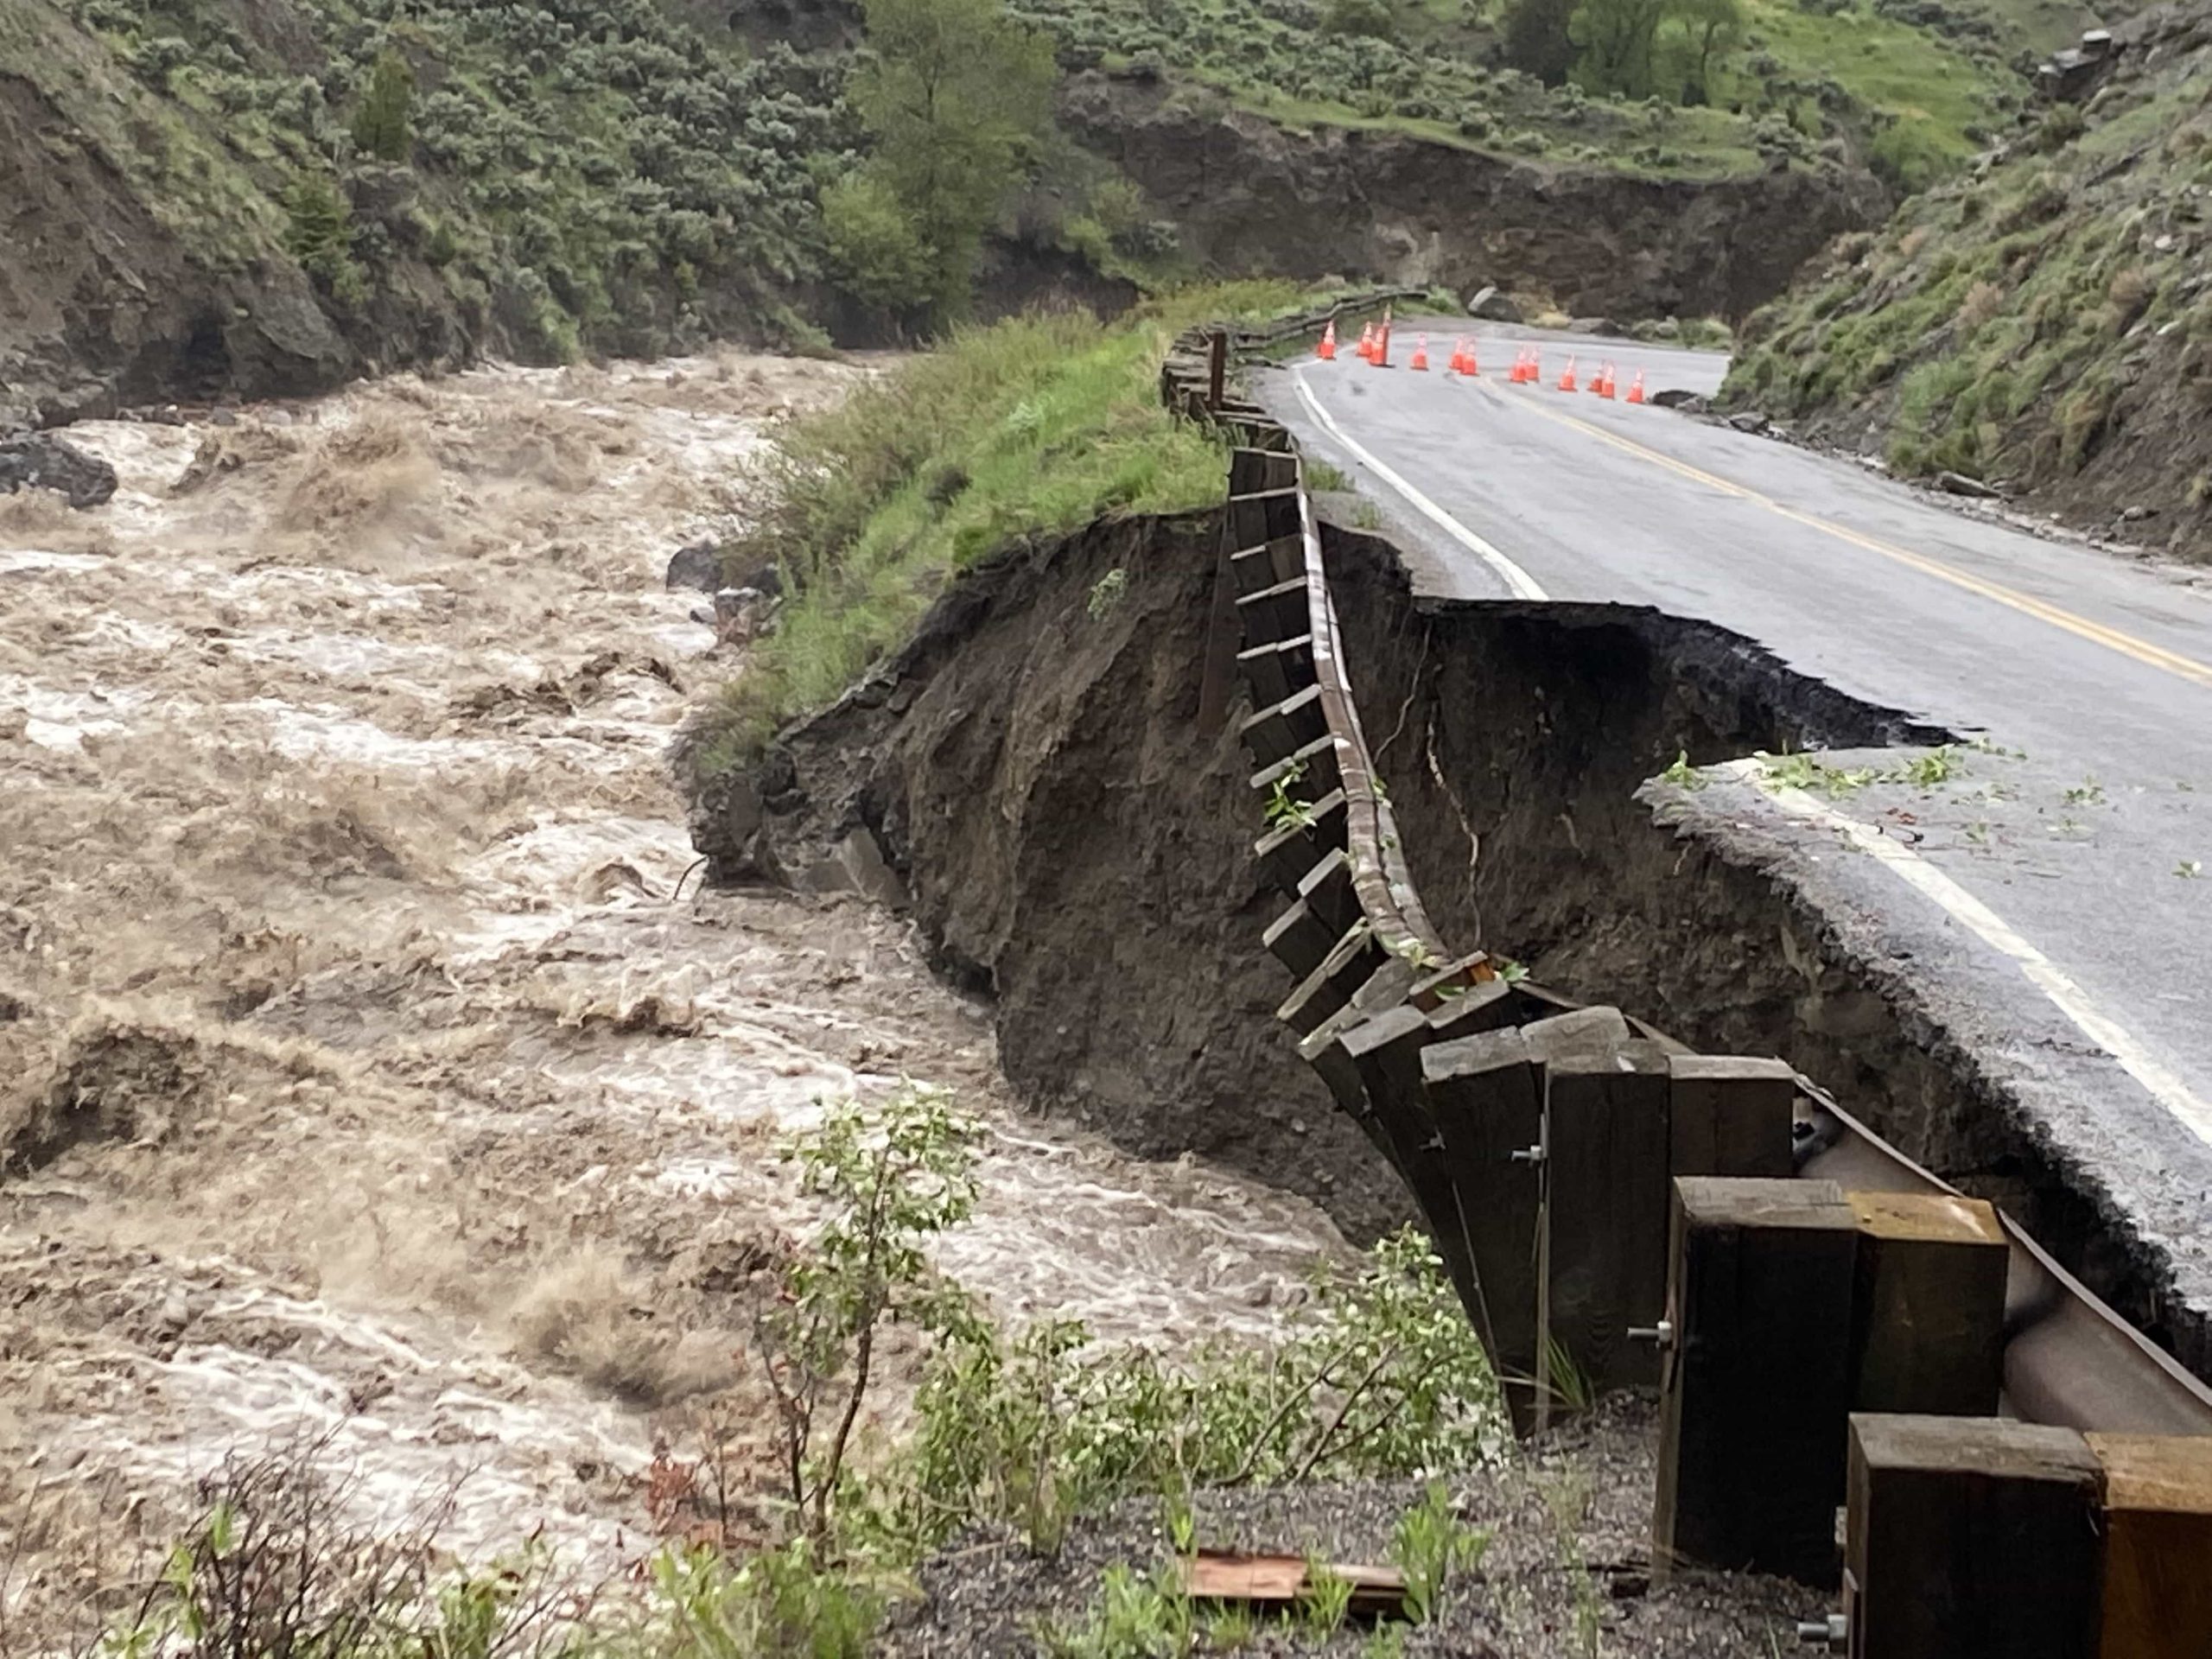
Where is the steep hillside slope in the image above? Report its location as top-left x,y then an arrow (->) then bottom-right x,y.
0,0 -> 841,423
1724,0 -> 2212,554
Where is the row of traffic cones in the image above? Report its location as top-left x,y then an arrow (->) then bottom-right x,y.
1317,320 -> 1646,404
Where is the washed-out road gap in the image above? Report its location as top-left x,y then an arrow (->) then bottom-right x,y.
1261,321 -> 2212,1316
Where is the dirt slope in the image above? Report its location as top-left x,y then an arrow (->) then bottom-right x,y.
1723,0 -> 2212,553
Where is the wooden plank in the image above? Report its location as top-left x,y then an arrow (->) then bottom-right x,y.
1276,922 -> 1385,1036
1423,976 -> 1517,1042
1846,1414 -> 2103,1659
1519,1004 -> 1632,1067
1239,683 -> 1328,769
1667,1053 -> 1797,1178
1182,1552 -> 1408,1620
1229,448 -> 1299,494
1225,489 -> 1301,553
2087,1433 -> 2212,1659
1251,734 -> 1343,806
1847,1192 -> 2009,1419
1343,1007 -> 1476,1310
1421,1027 -> 1542,1425
1544,1039 -> 1671,1395
1252,790 -> 1347,895
1295,846 -> 1362,938
1236,574 -> 1313,647
1655,1177 -> 1859,1586
1235,633 -> 1316,710
1262,896 -> 1337,982
1229,536 -> 1304,597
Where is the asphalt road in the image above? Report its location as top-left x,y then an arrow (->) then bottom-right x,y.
1255,318 -> 2212,1332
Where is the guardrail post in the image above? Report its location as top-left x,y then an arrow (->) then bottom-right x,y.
1667,1053 -> 1798,1178
1847,1192 -> 2009,1417
1846,1414 -> 2103,1659
1543,1035 -> 1671,1398
1208,330 -> 1227,411
2088,1433 -> 2212,1658
1655,1177 -> 1859,1585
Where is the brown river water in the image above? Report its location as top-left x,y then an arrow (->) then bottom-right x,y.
0,353 -> 1344,1636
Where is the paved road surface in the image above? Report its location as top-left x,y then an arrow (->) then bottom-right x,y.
1256,318 -> 2212,1334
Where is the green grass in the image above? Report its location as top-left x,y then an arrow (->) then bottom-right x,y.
685,283 -> 1301,775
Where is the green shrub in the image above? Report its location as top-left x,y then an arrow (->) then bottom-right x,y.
822,169 -> 935,315
282,171 -> 365,305
350,48 -> 413,162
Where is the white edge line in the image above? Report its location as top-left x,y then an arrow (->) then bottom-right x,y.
1716,756 -> 2212,1147
1291,364 -> 1548,603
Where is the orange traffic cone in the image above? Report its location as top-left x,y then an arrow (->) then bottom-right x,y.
1515,350 -> 1535,385
1409,334 -> 1430,372
1626,369 -> 1646,405
1556,355 -> 1578,392
1447,337 -> 1465,374
1459,339 -> 1479,377
1592,363 -> 1616,399
1318,320 -> 1338,362
1356,322 -> 1374,362
1373,316 -> 1393,368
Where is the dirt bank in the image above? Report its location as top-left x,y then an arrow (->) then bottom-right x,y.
696,493 -> 2210,1379
0,362 -> 1351,1641
690,512 -> 1414,1247
1060,72 -> 1891,322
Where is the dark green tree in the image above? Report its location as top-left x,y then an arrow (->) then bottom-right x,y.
1571,0 -> 1676,97
849,0 -> 1057,321
352,48 -> 415,162
1502,0 -> 1580,86
1675,0 -> 1745,104
283,173 -> 365,305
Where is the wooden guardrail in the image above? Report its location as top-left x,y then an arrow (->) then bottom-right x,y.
1162,304 -> 2212,1656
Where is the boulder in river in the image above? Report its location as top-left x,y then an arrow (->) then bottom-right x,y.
665,537 -> 722,592
0,433 -> 118,509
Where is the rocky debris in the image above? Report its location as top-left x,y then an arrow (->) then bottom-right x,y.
0,433 -> 118,510
1567,316 -> 1623,334
1935,471 -> 2002,499
1465,285 -> 1524,324
1651,389 -> 1711,413
1726,410 -> 1773,435
713,586 -> 779,645
665,537 -> 722,592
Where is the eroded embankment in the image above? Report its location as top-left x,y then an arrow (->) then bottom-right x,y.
692,512 -> 1410,1245
703,504 -> 2202,1373
1319,525 -> 2200,1369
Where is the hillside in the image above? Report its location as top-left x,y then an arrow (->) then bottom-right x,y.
0,0 -> 843,423
1723,0 -> 2212,556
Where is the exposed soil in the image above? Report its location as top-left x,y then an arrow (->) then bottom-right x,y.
0,359 -> 1351,1644
691,512 -> 1411,1248
1060,72 -> 1891,323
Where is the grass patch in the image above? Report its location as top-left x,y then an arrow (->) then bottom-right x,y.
686,283 -> 1300,776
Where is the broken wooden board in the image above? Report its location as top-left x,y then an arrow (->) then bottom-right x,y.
1180,1551 -> 1408,1621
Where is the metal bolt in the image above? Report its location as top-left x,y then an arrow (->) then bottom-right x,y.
1510,1145 -> 1545,1164
1795,1615 -> 1847,1649
1628,1320 -> 1676,1347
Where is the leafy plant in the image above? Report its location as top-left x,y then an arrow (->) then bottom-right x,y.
1089,567 -> 1130,619
1298,1558 -> 1356,1636
1041,1563 -> 1196,1659
756,1085 -> 982,1544
1392,1480 -> 1489,1624
1660,748 -> 1706,790
1265,758 -> 1319,832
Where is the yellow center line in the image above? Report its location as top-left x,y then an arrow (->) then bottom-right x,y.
1510,393 -> 2212,693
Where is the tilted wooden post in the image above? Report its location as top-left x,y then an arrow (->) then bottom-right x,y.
1654,1177 -> 1859,1585
1847,1192 -> 2009,1417
2087,1433 -> 2212,1659
1846,1414 -> 2103,1659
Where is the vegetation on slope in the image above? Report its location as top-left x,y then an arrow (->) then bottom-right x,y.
1724,3 -> 2212,554
1013,0 -> 2091,189
683,282 -> 1306,776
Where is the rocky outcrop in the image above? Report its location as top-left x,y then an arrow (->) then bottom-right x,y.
0,432 -> 117,508
1060,73 -> 1890,321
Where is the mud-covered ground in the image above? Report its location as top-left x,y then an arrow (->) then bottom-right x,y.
0,357 -> 1348,1643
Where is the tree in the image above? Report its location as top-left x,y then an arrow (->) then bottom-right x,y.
351,48 -> 415,162
1502,0 -> 1580,86
1321,0 -> 1397,39
1571,0 -> 1678,98
1675,0 -> 1744,105
848,0 -> 1056,321
822,170 -> 937,313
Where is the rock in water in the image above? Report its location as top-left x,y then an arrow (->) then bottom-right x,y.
665,537 -> 722,592
0,433 -> 118,509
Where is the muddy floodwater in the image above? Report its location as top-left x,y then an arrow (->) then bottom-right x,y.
0,354 -> 1344,1634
